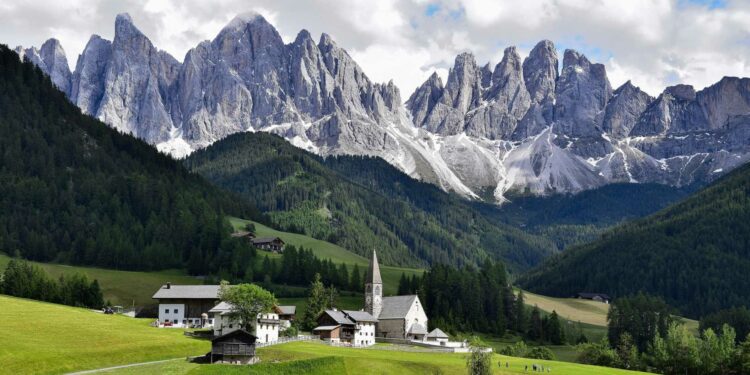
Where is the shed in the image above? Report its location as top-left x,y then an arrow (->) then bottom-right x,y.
426,328 -> 449,343
210,329 -> 257,364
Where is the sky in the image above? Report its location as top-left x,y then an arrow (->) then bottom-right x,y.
1,0 -> 749,97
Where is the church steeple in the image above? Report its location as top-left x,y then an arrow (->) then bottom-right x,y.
365,250 -> 383,318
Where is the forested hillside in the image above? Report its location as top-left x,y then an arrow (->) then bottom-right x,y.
185,132 -> 557,270
519,162 -> 750,318
0,45 -> 262,275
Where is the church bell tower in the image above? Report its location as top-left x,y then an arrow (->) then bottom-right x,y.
365,250 -> 383,318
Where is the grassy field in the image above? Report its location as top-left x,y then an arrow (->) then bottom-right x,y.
0,253 -> 201,307
520,289 -> 611,327
0,295 -> 209,374
103,341 -> 648,374
230,217 -> 424,295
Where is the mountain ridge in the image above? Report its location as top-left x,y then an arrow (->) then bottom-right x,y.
15,12 -> 750,202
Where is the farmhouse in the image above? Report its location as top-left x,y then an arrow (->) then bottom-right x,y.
209,302 -> 296,343
312,309 -> 377,346
576,292 -> 611,304
210,329 -> 258,364
152,283 -> 220,328
252,237 -> 285,253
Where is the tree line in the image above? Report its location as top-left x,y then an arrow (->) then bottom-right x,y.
1,258 -> 103,309
576,293 -> 750,374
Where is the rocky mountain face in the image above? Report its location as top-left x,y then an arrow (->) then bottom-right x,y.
17,13 -> 750,202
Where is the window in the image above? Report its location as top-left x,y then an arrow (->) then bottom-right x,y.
173,309 -> 179,314
173,319 -> 177,324
182,320 -> 187,325
165,309 -> 169,314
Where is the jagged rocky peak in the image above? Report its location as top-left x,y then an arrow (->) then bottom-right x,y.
15,38 -> 72,95
480,62 -> 493,89
665,84 -> 697,101
487,46 -> 526,101
443,52 -> 482,114
522,39 -> 558,103
602,80 -> 653,138
554,48 -> 612,138
70,35 -> 113,115
406,72 -> 445,127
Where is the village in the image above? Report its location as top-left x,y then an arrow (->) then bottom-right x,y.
152,247 -> 470,365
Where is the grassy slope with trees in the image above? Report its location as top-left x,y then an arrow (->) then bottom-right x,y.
184,131 -> 559,271
0,45 -> 262,277
519,161 -> 750,319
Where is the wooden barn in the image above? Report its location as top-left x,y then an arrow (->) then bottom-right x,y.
252,237 -> 285,253
210,329 -> 258,364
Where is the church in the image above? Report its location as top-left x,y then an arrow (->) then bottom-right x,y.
364,251 -> 429,340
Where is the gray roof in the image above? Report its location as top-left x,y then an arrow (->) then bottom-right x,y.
365,250 -> 382,284
209,301 -> 232,313
343,310 -> 378,323
378,295 -> 419,319
277,305 -> 296,315
409,323 -> 428,335
323,309 -> 355,325
152,285 -> 221,300
426,328 -> 449,338
312,325 -> 340,331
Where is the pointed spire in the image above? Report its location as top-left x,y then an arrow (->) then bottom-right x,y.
366,250 -> 382,284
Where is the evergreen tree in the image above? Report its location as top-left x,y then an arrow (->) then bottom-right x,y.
397,273 -> 409,295
547,311 -> 564,345
529,306 -> 543,340
301,273 -> 327,330
514,290 -> 527,333
350,264 -> 361,292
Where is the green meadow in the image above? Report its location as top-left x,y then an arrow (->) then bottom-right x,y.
229,217 -> 424,295
0,253 -> 201,307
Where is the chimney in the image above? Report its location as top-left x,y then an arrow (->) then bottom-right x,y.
166,282 -> 171,289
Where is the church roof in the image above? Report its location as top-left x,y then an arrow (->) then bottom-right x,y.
379,295 -> 419,319
409,323 -> 428,335
365,250 -> 382,284
427,328 -> 449,338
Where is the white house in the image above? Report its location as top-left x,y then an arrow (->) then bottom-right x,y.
152,283 -> 221,328
209,301 -> 282,344
312,309 -> 377,347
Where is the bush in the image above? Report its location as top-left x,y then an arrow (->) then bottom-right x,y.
499,341 -> 528,357
525,346 -> 556,360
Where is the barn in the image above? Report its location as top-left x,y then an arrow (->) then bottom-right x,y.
210,329 -> 257,364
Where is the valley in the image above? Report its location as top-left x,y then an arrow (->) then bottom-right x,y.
2,2 -> 750,374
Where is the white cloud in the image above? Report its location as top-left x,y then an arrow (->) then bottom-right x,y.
1,0 -> 750,98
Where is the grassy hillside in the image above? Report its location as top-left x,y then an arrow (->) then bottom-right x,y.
0,295 -> 208,374
103,341 -> 648,374
230,217 -> 423,295
520,162 -> 750,318
185,131 -> 557,271
0,254 -> 201,307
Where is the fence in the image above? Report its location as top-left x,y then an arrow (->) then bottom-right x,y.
255,335 -> 319,348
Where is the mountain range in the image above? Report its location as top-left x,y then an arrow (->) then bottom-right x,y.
15,12 -> 750,202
